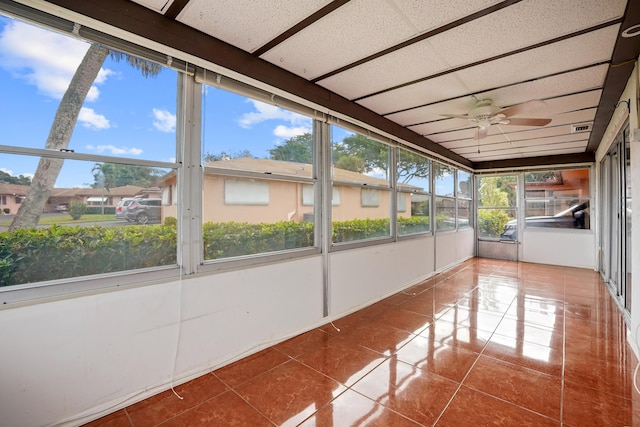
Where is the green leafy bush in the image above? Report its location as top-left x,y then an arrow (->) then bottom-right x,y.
0,224 -> 177,286
478,209 -> 511,238
67,202 -> 87,220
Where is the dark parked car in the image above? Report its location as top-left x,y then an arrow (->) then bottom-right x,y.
124,198 -> 162,224
501,201 -> 589,240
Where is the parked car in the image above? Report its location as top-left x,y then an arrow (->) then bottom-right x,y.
55,204 -> 68,212
115,198 -> 137,220
501,201 -> 589,240
124,198 -> 162,224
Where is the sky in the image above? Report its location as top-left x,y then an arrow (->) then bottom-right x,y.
0,13 -> 447,192
0,14 -> 321,189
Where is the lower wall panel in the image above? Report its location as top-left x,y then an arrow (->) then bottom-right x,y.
521,229 -> 595,269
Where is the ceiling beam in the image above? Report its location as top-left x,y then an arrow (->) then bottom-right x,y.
473,152 -> 595,170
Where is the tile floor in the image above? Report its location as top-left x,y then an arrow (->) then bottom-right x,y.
86,258 -> 640,426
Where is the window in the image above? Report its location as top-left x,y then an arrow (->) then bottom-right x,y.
361,188 -> 380,207
524,168 -> 590,230
397,147 -> 431,235
0,15 -> 180,288
477,175 -> 517,239
434,162 -> 456,231
457,170 -> 472,229
224,180 -> 269,205
331,125 -> 391,243
200,86 -> 316,260
0,195 -> 6,205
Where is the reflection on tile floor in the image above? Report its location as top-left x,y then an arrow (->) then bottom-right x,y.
86,258 -> 640,426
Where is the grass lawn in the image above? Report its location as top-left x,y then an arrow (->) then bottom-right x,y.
0,214 -> 115,227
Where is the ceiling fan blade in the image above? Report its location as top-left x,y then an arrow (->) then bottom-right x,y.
477,127 -> 488,139
499,99 -> 546,118
440,113 -> 469,119
505,117 -> 551,127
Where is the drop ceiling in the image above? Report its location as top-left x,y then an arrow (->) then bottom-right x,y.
41,0 -> 640,169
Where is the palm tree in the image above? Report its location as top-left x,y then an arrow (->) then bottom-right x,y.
9,45 -> 162,231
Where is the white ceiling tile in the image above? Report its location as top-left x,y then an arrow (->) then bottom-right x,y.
455,25 -> 619,94
131,0 -> 171,13
357,74 -> 470,115
392,0 -> 503,32
318,41 -> 449,100
428,0 -> 626,68
177,0 -> 331,52
260,0 -> 417,79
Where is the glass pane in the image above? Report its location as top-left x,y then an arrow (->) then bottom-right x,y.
332,187 -> 391,243
457,170 -> 472,198
434,163 -> 455,196
524,198 -> 590,229
435,197 -> 455,231
331,125 -> 390,184
477,176 -> 517,207
397,148 -> 430,193
457,199 -> 471,229
202,175 -> 315,259
0,17 -> 177,162
0,154 -> 177,286
202,87 -> 313,177
398,192 -> 430,235
478,208 -> 517,239
524,169 -> 589,199
200,87 -> 316,260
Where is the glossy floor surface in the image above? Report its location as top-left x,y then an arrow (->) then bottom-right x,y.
87,258 -> 639,426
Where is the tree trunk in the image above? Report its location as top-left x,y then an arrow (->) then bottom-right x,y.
9,45 -> 109,231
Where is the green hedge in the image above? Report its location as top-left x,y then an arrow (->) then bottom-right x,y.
1,216 -> 434,286
0,224 -> 177,286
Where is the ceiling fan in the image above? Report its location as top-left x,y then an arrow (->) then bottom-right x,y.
442,98 -> 551,139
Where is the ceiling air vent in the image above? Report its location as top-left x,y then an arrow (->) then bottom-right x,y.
571,123 -> 591,133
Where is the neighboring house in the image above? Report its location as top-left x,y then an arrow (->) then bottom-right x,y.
159,157 -> 420,224
0,184 -> 149,214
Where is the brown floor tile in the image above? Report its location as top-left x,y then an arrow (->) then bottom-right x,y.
484,335 -> 563,377
296,334 -> 386,386
127,374 -> 228,427
340,322 -> 415,355
436,386 -> 559,427
298,389 -> 422,427
425,319 -> 493,353
564,352 -> 637,399
274,328 -> 332,358
493,316 -> 563,350
439,307 -> 504,333
159,391 -> 274,427
562,381 -> 640,427
464,355 -> 562,419
370,306 -> 432,334
234,359 -> 346,426
83,410 -> 131,427
395,335 -> 479,382
352,357 -> 459,426
213,348 -> 290,388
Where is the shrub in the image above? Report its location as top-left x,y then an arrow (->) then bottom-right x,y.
478,209 -> 511,238
0,224 -> 177,286
67,202 -> 87,220
2,208 -> 9,214
164,216 -> 177,227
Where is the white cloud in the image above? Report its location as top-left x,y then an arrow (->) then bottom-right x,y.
237,100 -> 310,129
79,107 -> 110,130
85,144 -> 143,156
273,125 -> 309,138
152,108 -> 176,132
0,167 -> 12,175
0,20 -> 112,101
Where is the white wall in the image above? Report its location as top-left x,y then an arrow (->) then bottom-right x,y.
520,229 -> 595,269
0,232 -> 475,427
